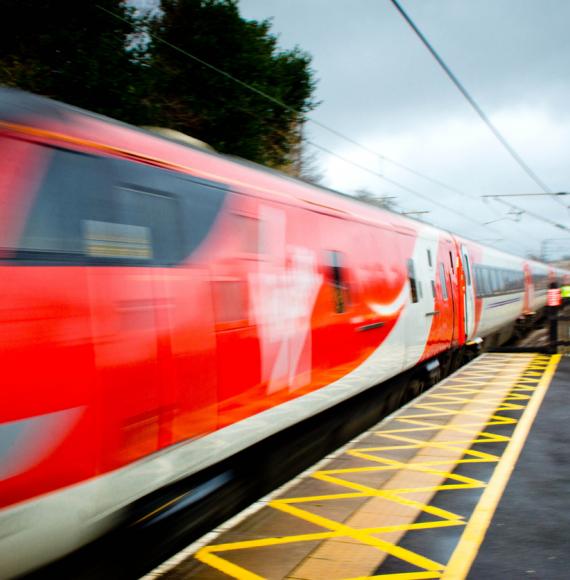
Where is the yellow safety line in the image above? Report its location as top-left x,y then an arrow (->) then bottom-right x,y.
349,573 -> 441,580
189,354 -> 557,579
442,354 -> 561,580
197,552 -> 265,580
269,501 -> 446,571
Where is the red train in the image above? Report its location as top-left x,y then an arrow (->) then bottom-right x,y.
0,88 -> 565,576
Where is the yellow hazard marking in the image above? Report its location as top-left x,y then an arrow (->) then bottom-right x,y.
190,354 -> 559,579
442,353 -> 561,580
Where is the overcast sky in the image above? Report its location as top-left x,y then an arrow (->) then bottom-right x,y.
237,0 -> 570,259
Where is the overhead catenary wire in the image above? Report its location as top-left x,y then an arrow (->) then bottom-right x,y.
307,140 -> 498,230
97,9 -> 494,183
236,100 -> 543,248
99,2 -> 455,192
388,0 -> 567,211
306,140 -> 544,247
97,3 -> 557,252
492,197 -> 570,233
222,99 -> 518,239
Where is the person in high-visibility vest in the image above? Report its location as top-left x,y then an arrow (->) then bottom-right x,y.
561,283 -> 570,307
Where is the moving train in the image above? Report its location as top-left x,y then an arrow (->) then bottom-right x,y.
0,88 -> 565,576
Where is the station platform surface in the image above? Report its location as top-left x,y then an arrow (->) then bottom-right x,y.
146,352 -> 568,580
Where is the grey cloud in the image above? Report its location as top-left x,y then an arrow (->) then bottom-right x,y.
239,0 -> 570,257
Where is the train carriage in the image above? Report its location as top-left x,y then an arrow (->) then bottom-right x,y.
0,89 -> 562,576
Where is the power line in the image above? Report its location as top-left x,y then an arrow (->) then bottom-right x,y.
101,3 -> 458,194
100,4 -> 504,232
251,104 -> 543,247
491,197 -> 570,233
234,101 -> 461,224
97,3 -> 547,251
97,5 -> 498,209
306,140 -> 547,245
389,0 -> 566,211
306,140 -> 516,236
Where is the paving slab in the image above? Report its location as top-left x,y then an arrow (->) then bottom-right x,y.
147,353 -> 563,580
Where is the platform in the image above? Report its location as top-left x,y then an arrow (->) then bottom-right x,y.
146,353 -> 566,579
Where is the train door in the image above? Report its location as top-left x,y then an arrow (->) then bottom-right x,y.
88,158 -> 223,470
435,260 -> 453,351
86,161 -> 171,471
355,225 -> 407,379
213,196 -> 325,423
444,240 -> 459,347
460,244 -> 476,340
315,214 -> 364,381
411,234 -> 454,361
443,243 -> 459,347
0,144 -> 99,499
403,233 -> 436,367
107,160 -> 223,448
211,194 -> 264,425
404,254 -> 426,366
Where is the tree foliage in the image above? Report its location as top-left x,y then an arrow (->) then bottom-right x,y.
277,122 -> 323,185
0,0 -> 151,122
149,0 -> 317,166
0,0 -> 318,168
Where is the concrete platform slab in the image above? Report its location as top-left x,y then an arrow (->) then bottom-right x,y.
146,353 -> 562,580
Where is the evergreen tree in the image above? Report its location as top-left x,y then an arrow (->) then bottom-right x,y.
149,0 -> 317,166
0,0 -> 151,123
0,0 -> 318,168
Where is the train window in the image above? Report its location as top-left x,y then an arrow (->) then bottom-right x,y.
83,220 -> 152,260
487,269 -> 494,294
449,251 -> 454,272
474,266 -> 481,297
112,185 -> 182,265
490,269 -> 496,295
463,253 -> 472,286
483,268 -> 489,296
495,270 -> 503,294
10,149 -> 225,267
439,264 -> 448,300
327,250 -> 349,313
407,259 -> 419,303
427,249 -> 432,267
111,157 -> 227,265
484,268 -> 492,296
505,270 -> 512,291
431,280 -> 436,298
475,267 -> 483,297
491,269 -> 500,294
213,280 -> 247,324
233,214 -> 259,255
13,149 -> 111,262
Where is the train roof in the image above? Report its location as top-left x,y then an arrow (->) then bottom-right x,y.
0,87 -> 431,232
0,86 -> 566,274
